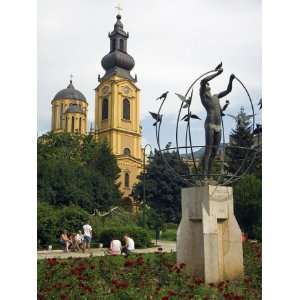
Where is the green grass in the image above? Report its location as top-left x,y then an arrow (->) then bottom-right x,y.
37,241 -> 261,299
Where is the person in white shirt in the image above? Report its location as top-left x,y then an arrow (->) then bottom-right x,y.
106,237 -> 122,255
122,234 -> 135,256
75,230 -> 84,251
82,223 -> 92,252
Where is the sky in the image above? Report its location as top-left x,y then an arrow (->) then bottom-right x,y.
38,0 -> 261,149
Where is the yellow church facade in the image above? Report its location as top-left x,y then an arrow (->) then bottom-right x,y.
94,75 -> 143,199
50,14 -> 143,203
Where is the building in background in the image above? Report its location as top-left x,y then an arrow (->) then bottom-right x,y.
51,80 -> 88,134
50,14 -> 142,204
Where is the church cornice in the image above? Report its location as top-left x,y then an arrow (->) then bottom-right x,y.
116,154 -> 143,165
95,127 -> 141,137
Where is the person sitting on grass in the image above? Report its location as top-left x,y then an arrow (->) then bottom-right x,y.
106,236 -> 122,256
122,234 -> 135,256
60,230 -> 71,253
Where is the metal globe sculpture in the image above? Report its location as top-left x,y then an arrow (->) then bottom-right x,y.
150,63 -> 260,187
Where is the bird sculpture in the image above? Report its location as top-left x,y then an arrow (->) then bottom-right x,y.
175,89 -> 193,108
156,91 -> 169,101
258,98 -> 262,110
215,62 -> 223,71
149,111 -> 162,126
181,111 -> 201,122
226,106 -> 255,127
221,100 -> 230,116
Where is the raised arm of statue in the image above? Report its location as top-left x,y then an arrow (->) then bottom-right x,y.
217,74 -> 235,99
200,69 -> 223,87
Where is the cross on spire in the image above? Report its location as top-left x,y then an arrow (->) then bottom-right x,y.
115,3 -> 122,15
70,74 -> 74,83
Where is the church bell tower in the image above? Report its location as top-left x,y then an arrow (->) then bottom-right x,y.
94,14 -> 142,201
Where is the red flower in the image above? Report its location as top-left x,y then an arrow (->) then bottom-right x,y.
194,277 -> 204,285
124,260 -> 135,267
179,262 -> 186,269
161,296 -> 169,300
167,290 -> 176,296
47,258 -> 57,267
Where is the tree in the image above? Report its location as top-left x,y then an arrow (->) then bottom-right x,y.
225,120 -> 255,176
37,132 -> 121,212
132,148 -> 190,223
233,175 -> 262,240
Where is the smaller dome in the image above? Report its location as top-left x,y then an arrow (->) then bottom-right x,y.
65,104 -> 85,114
53,81 -> 87,102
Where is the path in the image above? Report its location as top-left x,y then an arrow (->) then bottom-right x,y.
37,240 -> 176,260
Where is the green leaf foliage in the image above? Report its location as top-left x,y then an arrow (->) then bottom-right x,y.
98,226 -> 152,248
37,202 -> 89,248
37,132 -> 121,212
233,175 -> 262,240
132,149 -> 190,224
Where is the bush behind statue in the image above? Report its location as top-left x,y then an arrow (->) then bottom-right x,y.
98,226 -> 152,248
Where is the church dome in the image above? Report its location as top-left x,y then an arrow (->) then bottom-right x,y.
101,50 -> 135,72
53,81 -> 86,102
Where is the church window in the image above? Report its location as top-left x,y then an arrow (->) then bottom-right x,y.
123,148 -> 131,156
123,98 -> 130,120
125,173 -> 130,188
79,117 -> 82,132
60,104 -> 64,128
120,39 -> 124,51
112,38 -> 116,51
71,116 -> 75,132
102,98 -> 108,120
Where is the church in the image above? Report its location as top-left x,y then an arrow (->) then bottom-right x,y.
50,13 -> 143,203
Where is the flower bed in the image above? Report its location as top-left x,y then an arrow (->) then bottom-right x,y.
37,241 -> 261,299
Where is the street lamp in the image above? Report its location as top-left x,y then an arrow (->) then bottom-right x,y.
142,144 -> 153,206
142,143 -> 153,229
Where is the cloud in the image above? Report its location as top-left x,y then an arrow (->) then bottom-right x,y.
38,0 -> 261,144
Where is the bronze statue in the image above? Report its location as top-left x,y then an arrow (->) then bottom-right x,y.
200,64 -> 235,180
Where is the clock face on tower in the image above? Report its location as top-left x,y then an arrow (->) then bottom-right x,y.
123,86 -> 130,95
102,86 -> 109,95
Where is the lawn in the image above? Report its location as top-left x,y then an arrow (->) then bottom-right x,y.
37,241 -> 261,300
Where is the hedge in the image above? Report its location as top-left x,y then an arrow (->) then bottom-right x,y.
98,226 -> 152,248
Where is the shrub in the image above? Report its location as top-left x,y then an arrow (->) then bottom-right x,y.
37,202 -> 90,248
233,175 -> 262,240
99,226 -> 152,248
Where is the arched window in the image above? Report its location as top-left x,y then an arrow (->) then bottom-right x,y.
71,116 -> 75,133
123,148 -> 131,156
123,98 -> 130,120
60,104 -> 64,128
112,38 -> 116,51
125,173 -> 130,188
120,39 -> 124,51
79,117 -> 82,132
102,98 -> 108,120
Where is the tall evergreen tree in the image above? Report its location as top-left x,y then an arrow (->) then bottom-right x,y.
225,119 -> 254,176
132,147 -> 190,223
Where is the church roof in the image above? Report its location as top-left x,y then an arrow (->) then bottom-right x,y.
101,15 -> 135,81
53,81 -> 87,102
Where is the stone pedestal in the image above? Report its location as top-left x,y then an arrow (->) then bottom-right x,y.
176,184 -> 244,283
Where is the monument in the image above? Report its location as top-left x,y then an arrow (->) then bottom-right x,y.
150,63 -> 258,283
